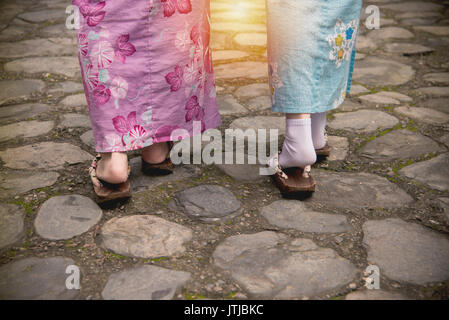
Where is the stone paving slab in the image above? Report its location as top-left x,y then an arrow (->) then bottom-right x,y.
0,103 -> 50,124
395,106 -> 449,125
261,200 -> 350,233
213,231 -> 357,298
102,265 -> 190,300
383,43 -> 434,55
345,290 -> 409,300
214,61 -> 268,80
170,184 -> 242,223
0,38 -> 77,58
328,110 -> 399,133
0,142 -> 92,170
363,218 -> 449,285
35,195 -> 103,240
309,170 -> 413,210
0,120 -> 54,142
4,56 -> 80,78
0,204 -> 24,249
101,215 -> 193,259
399,153 -> 449,191
353,57 -> 415,86
0,170 -> 59,196
0,257 -> 79,300
358,129 -> 443,162
0,79 -> 45,105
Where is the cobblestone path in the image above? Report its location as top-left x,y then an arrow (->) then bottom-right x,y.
0,0 -> 448,300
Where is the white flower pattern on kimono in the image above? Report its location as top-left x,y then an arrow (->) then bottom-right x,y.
327,19 -> 358,68
90,40 -> 115,69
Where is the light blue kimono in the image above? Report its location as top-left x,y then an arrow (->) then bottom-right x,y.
266,0 -> 363,114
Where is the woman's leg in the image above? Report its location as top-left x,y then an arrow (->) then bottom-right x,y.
96,152 -> 129,184
278,113 -> 317,169
141,142 -> 170,164
311,111 -> 327,149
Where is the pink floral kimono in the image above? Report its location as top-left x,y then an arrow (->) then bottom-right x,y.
73,0 -> 221,152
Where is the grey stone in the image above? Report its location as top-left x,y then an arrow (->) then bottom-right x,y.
0,170 -> 59,196
420,98 -> 449,114
413,87 -> 449,97
359,129 -> 442,162
437,198 -> 449,223
395,106 -> 449,125
40,24 -> 77,38
213,231 -> 357,298
0,142 -> 92,170
47,81 -> 84,95
60,113 -> 91,128
328,110 -> 399,133
261,200 -> 349,233
0,103 -> 50,124
229,116 -> 285,135
0,25 -> 28,41
399,153 -> 449,191
60,94 -> 88,109
381,2 -> 443,12
35,195 -> 102,240
171,185 -> 242,223
101,215 -> 193,258
308,169 -> 413,210
384,43 -> 434,55
0,79 -> 45,105
0,38 -> 77,58
212,50 -> 249,61
102,265 -> 190,300
338,100 -> 365,112
353,57 -> 415,86
375,91 -> 413,103
423,73 -> 449,85
0,120 -> 54,142
359,93 -> 401,106
18,9 -> 67,23
345,290 -> 409,300
413,26 -> 449,36
401,18 -> 437,26
129,157 -> 200,192
234,83 -> 271,99
350,84 -> 370,95
216,152 -> 264,182
363,218 -> 449,285
356,35 -> 378,51
0,257 -> 79,300
0,204 -> 24,249
327,135 -> 349,161
214,61 -> 268,80
440,133 -> 449,148
368,27 -> 414,41
395,11 -> 441,19
234,33 -> 267,47
217,94 -> 248,115
246,96 -> 271,111
80,130 -> 94,148
4,57 -> 80,78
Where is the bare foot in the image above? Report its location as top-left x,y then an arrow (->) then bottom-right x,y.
96,152 -> 129,184
141,142 -> 170,164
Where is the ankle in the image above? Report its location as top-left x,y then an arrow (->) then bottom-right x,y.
141,142 -> 170,163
